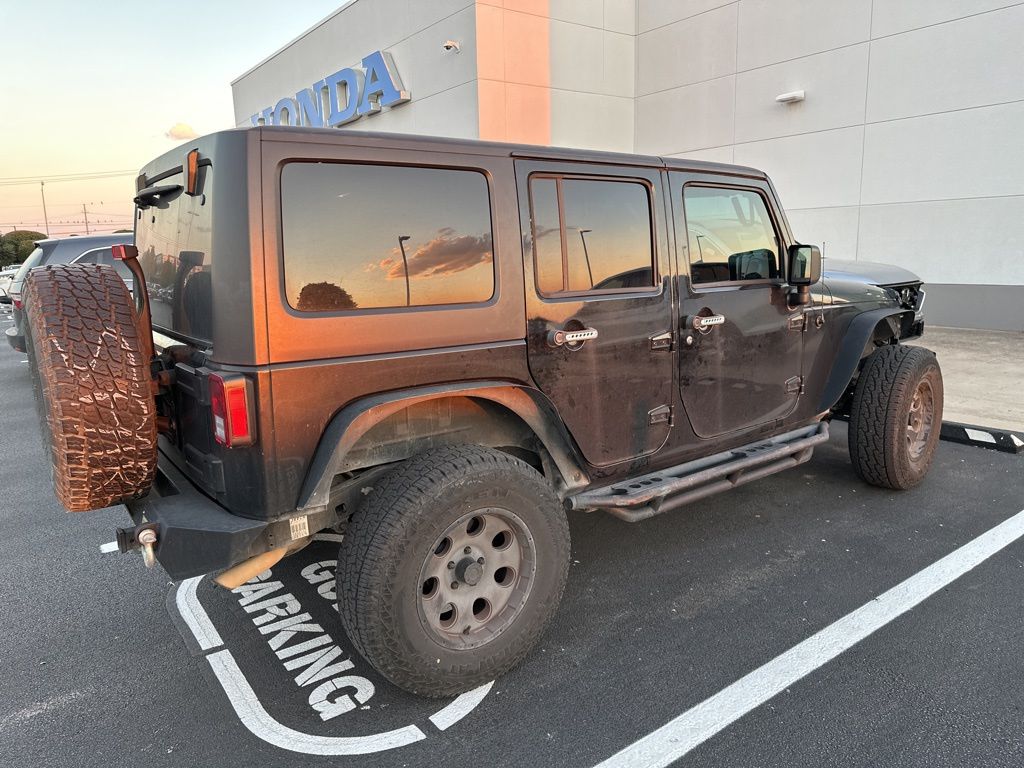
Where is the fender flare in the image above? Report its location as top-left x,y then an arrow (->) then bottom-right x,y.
819,307 -> 914,412
296,381 -> 588,513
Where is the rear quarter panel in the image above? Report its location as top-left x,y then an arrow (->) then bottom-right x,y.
256,131 -> 532,517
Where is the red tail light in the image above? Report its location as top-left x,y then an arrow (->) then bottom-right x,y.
209,373 -> 256,447
111,243 -> 139,261
13,297 -> 22,310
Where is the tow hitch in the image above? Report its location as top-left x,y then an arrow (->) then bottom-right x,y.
101,523 -> 160,568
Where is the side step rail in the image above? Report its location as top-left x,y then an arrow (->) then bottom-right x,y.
568,422 -> 830,523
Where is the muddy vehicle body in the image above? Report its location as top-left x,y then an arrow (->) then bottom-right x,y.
24,127 -> 940,696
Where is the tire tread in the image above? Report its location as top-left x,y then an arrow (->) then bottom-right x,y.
24,264 -> 156,511
337,445 -> 569,697
848,344 -> 942,490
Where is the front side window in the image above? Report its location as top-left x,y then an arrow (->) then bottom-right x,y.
281,163 -> 495,311
529,176 -> 655,296
683,187 -> 780,284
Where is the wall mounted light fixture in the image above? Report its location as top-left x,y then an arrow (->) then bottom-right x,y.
775,90 -> 806,104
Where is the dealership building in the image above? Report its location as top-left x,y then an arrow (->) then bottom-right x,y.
232,0 -> 1024,331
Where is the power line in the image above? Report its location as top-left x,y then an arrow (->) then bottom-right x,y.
0,170 -> 136,188
0,201 -> 131,210
0,169 -> 136,182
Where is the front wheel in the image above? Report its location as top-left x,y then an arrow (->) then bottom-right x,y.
336,445 -> 570,697
848,344 -> 943,490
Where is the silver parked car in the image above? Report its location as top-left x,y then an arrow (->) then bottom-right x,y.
5,234 -> 133,352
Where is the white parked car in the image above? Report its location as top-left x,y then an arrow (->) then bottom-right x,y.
0,265 -> 19,305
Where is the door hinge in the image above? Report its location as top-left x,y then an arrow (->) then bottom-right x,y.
788,313 -> 807,332
649,331 -> 674,351
785,375 -> 804,395
648,404 -> 673,426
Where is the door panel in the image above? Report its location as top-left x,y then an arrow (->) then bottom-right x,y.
516,161 -> 675,468
671,174 -> 803,439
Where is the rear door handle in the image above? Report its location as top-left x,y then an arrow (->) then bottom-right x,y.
692,314 -> 725,334
548,327 -> 599,348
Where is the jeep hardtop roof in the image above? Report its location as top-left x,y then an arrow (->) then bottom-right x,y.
140,125 -> 767,182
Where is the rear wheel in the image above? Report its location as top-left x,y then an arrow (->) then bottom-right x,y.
337,445 -> 570,697
24,264 -> 157,511
848,344 -> 943,490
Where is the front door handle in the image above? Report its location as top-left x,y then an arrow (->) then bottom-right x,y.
692,314 -> 725,334
548,327 -> 599,348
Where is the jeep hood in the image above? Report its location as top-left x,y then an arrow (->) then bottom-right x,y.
823,259 -> 921,287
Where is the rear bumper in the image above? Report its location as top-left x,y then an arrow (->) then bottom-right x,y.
125,452 -> 334,581
5,325 -> 25,353
125,454 -> 266,581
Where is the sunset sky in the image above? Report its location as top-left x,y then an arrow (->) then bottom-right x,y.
0,0 -> 342,237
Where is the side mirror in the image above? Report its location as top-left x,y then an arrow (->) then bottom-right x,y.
787,244 -> 821,307
787,244 -> 821,286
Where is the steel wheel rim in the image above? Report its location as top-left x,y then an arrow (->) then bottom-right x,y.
416,507 -> 536,650
906,377 -> 935,460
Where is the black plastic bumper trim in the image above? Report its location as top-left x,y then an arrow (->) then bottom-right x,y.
5,325 -> 25,353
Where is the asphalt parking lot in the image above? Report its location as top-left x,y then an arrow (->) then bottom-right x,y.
1,321 -> 1022,768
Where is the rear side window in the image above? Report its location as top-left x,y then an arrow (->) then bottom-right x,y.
77,248 -> 133,281
281,163 -> 495,311
683,186 -> 780,284
528,176 -> 655,296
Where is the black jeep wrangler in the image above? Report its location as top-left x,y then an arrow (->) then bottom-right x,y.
24,127 -> 940,697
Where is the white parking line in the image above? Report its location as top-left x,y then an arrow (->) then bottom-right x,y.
207,650 -> 427,755
429,681 -> 494,731
595,507 -> 1024,768
176,576 -> 224,651
172,569 -> 495,755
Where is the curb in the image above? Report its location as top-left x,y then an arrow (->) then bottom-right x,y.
832,415 -> 1023,455
939,421 -> 1024,455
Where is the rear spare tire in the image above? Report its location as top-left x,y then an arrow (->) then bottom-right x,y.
337,445 -> 571,697
848,344 -> 943,490
24,264 -> 156,511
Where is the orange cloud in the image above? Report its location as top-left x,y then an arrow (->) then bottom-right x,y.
386,228 -> 492,280
165,123 -> 199,140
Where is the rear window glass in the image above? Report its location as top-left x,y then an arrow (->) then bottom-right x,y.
12,248 -> 45,286
136,176 -> 213,342
280,162 -> 494,311
17,248 -> 43,273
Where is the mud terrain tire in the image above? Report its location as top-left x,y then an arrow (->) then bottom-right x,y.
848,344 -> 943,490
24,264 -> 156,511
337,445 -> 570,697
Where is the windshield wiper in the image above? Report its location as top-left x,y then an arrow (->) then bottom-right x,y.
134,183 -> 183,209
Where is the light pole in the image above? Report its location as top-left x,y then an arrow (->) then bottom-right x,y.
397,235 -> 412,306
40,181 -> 50,237
578,228 -> 594,288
